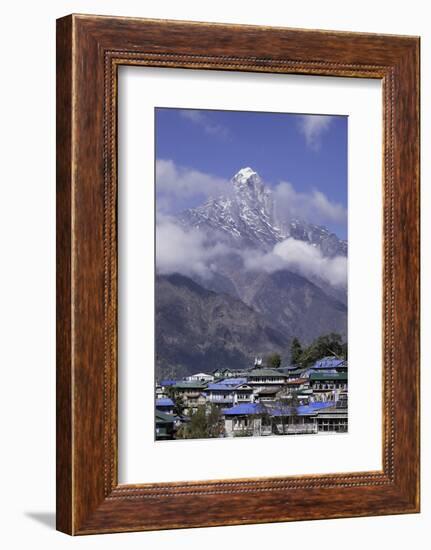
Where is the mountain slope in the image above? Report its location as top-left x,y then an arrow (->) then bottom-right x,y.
241,269 -> 347,343
155,273 -> 288,379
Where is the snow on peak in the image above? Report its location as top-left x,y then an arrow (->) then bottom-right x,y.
232,167 -> 264,197
236,167 -> 257,178
233,167 -> 260,185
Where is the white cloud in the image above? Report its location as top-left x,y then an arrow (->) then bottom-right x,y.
179,109 -> 230,140
242,237 -> 347,288
298,115 -> 333,150
156,159 -> 230,214
156,217 -> 228,279
156,217 -> 346,289
274,181 -> 346,225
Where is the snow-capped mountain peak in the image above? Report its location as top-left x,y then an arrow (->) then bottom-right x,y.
234,166 -> 258,180
232,167 -> 269,206
180,167 -> 347,257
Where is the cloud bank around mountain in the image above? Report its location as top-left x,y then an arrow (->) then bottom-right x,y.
156,216 -> 229,279
156,159 -> 231,215
157,215 -> 347,289
242,237 -> 347,288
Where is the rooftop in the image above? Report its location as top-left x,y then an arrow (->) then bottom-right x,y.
286,368 -> 307,376
212,368 -> 232,374
222,403 -> 265,416
158,379 -> 178,387
269,401 -> 336,417
156,398 -> 174,407
247,368 -> 288,378
312,357 -> 346,370
309,372 -> 348,381
172,381 -> 208,390
222,401 -> 336,417
155,410 -> 176,424
207,378 -> 249,391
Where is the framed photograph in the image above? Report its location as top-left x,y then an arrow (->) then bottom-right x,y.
56,14 -> 420,534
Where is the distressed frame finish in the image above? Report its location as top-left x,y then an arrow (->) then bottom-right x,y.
56,14 -> 420,535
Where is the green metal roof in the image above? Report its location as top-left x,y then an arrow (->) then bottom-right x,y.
172,381 -> 207,390
247,368 -> 288,377
155,410 -> 175,424
309,372 -> 348,381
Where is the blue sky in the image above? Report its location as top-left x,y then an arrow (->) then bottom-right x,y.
155,108 -> 348,239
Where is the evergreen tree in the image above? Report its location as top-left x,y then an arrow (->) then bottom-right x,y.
290,337 -> 303,365
300,332 -> 346,367
266,352 -> 282,369
166,387 -> 186,417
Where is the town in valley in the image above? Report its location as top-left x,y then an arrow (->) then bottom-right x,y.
155,336 -> 348,440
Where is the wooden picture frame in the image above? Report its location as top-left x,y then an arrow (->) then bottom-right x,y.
56,14 -> 420,535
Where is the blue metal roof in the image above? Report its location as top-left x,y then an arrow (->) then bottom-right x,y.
312,357 -> 345,370
308,401 -> 336,410
220,377 -> 247,385
156,398 -> 174,407
207,378 -> 248,391
159,379 -> 178,387
207,384 -> 238,391
222,401 -> 335,417
222,403 -> 264,416
296,401 -> 335,415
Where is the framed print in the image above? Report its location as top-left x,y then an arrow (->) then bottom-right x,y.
56,15 -> 420,535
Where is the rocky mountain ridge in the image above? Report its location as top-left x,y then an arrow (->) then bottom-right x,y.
181,167 -> 347,257
156,167 -> 348,378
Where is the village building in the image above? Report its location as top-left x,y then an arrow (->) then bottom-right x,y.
311,357 -> 347,373
155,357 -> 348,438
309,372 -> 348,402
155,385 -> 165,399
316,403 -> 348,433
222,401 -> 337,437
283,358 -> 346,381
186,372 -> 215,383
212,367 -> 250,379
253,386 -> 283,402
284,388 -> 314,405
267,404 -> 318,435
171,381 -> 208,414
206,378 -> 254,407
222,403 -> 269,437
155,410 -> 176,440
285,367 -> 308,379
155,397 -> 175,415
155,379 -> 179,399
246,368 -> 289,390
337,391 -> 348,408
285,377 -> 309,391
267,401 -> 337,435
212,368 -> 232,379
